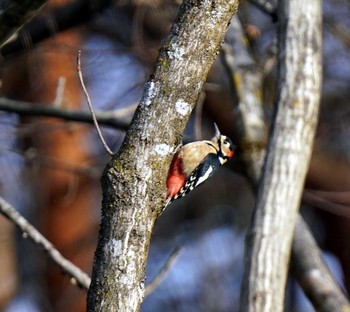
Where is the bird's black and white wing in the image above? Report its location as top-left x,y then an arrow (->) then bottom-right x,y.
173,153 -> 221,200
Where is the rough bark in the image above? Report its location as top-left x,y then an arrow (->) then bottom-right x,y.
0,0 -> 48,48
240,0 -> 322,311
86,1 -> 240,311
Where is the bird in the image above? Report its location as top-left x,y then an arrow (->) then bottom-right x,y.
162,123 -> 235,212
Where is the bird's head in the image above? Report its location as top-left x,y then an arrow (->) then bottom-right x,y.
212,123 -> 235,161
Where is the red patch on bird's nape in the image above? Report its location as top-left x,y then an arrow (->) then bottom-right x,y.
229,150 -> 234,158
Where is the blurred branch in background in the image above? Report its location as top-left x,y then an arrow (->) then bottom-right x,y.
0,195 -> 91,290
1,146 -> 101,178
221,15 -> 267,183
303,190 -> 350,219
0,195 -> 182,297
0,0 -> 113,56
292,217 -> 350,311
0,97 -> 133,129
0,0 -> 48,48
247,0 -> 277,20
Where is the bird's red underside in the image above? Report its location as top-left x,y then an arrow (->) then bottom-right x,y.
166,153 -> 186,198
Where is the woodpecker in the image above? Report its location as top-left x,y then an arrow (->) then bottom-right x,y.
163,124 -> 235,211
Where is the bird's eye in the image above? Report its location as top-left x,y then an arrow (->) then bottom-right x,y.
223,139 -> 230,146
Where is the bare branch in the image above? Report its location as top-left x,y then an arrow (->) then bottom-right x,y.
0,0 -> 114,56
77,50 -> 114,156
144,246 -> 183,297
0,0 -> 48,48
292,218 -> 350,312
0,97 -> 132,129
221,15 -> 267,183
303,190 -> 350,219
0,194 -> 182,298
0,195 -> 91,290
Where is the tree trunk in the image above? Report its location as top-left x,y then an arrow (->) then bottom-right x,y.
240,0 -> 322,311
87,1 -> 240,311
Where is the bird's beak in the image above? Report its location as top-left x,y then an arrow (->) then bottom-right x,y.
214,123 -> 221,140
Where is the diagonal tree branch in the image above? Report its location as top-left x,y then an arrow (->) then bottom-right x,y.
0,195 -> 91,290
0,195 -> 182,297
0,0 -> 114,56
292,217 -> 350,311
0,0 -> 48,48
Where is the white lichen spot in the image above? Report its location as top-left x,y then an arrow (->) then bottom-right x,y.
175,99 -> 191,116
109,238 -> 122,258
167,43 -> 185,60
144,81 -> 156,106
154,144 -> 173,157
173,46 -> 185,60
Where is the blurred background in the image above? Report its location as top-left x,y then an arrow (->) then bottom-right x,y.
0,0 -> 349,311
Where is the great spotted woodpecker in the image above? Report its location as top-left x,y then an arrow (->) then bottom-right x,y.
163,124 -> 235,211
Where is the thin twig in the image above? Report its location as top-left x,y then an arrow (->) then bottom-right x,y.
144,246 -> 183,297
0,195 -> 91,290
77,50 -> 114,156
